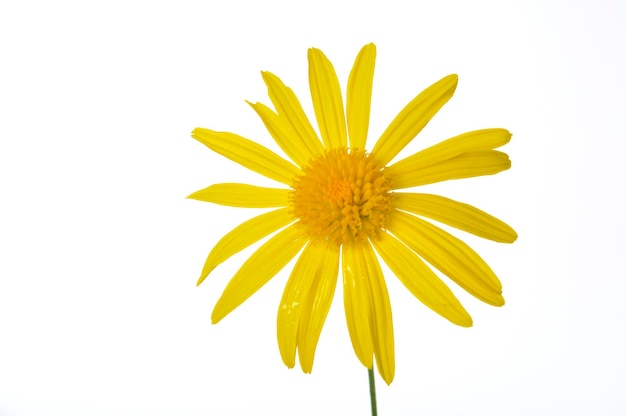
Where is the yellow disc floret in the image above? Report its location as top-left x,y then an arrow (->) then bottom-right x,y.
291,149 -> 392,245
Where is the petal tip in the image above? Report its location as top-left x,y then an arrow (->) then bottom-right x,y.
186,190 -> 201,200
211,311 -> 224,325
260,71 -> 273,83
454,309 -> 473,327
197,272 -> 209,286
444,74 -> 459,92
491,294 -> 505,307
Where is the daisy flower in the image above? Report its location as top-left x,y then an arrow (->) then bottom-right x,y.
190,43 -> 516,385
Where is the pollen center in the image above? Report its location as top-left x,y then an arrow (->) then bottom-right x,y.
291,149 -> 392,245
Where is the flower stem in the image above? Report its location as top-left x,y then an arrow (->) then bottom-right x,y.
368,368 -> 378,416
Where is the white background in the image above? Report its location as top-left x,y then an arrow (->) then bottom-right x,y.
1,1 -> 625,415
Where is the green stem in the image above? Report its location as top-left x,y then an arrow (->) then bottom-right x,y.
368,368 -> 378,416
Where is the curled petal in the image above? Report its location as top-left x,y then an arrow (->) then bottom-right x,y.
361,241 -> 395,385
297,242 -> 339,373
277,241 -> 319,368
342,243 -> 374,369
277,241 -> 340,371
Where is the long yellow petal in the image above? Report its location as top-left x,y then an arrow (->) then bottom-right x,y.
371,74 -> 458,165
342,242 -> 373,369
389,150 -> 511,189
192,128 -> 300,186
393,193 -> 518,243
388,210 -> 505,306
297,241 -> 339,373
372,232 -> 473,327
187,183 -> 290,208
247,101 -> 313,167
308,47 -> 347,149
389,128 -> 511,174
198,208 -> 294,285
347,43 -> 376,150
361,241 -> 395,385
261,71 -> 325,156
277,241 -> 318,368
211,226 -> 307,323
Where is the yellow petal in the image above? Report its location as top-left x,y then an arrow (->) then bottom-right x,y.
247,101 -> 313,167
361,241 -> 395,385
393,193 -> 518,243
261,71 -> 325,156
308,47 -> 347,149
347,43 -> 376,150
342,242 -> 373,369
388,210 -> 505,306
277,241 -> 319,368
297,241 -> 339,373
371,74 -> 458,165
372,232 -> 473,327
389,150 -> 511,189
389,128 -> 512,173
211,226 -> 307,323
192,128 -> 300,186
187,183 -> 289,208
197,208 -> 294,285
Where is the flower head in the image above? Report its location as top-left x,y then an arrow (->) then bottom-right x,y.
189,43 -> 516,385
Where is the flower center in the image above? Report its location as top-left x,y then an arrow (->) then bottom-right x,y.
291,149 -> 392,245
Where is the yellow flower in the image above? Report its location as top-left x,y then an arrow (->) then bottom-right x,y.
190,43 -> 517,385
